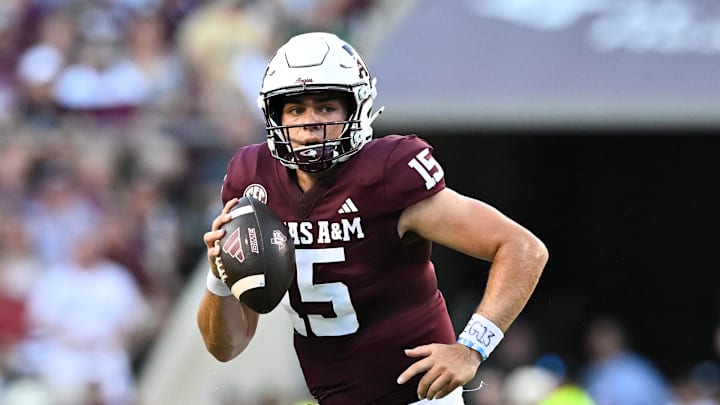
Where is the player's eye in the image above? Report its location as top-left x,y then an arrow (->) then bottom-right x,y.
285,106 -> 303,115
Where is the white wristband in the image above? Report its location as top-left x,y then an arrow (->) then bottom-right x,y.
457,314 -> 504,361
206,269 -> 232,297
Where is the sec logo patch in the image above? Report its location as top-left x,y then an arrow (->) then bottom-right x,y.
243,184 -> 268,204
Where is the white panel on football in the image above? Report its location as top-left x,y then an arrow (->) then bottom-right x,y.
229,205 -> 254,219
231,274 -> 266,298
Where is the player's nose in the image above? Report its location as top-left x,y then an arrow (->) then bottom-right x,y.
300,109 -> 321,126
298,113 -> 325,135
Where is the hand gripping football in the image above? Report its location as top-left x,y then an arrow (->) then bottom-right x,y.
215,196 -> 296,313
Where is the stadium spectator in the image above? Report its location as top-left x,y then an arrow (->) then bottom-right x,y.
15,10 -> 76,128
19,226 -> 153,405
535,354 -> 596,405
581,317 -> 672,405
0,214 -> 42,387
125,12 -> 188,115
23,162 -> 101,265
52,39 -> 151,116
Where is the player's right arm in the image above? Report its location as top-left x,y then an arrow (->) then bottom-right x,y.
197,198 -> 260,362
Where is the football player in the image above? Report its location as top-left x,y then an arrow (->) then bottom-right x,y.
198,32 -> 548,405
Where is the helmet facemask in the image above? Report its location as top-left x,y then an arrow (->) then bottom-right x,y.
265,89 -> 363,173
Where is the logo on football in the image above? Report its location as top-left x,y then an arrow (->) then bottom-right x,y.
216,196 -> 296,313
222,228 -> 245,263
271,230 -> 287,249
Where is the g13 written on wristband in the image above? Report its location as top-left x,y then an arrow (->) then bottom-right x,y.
462,320 -> 496,348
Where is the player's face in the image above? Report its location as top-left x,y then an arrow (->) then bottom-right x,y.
280,93 -> 349,149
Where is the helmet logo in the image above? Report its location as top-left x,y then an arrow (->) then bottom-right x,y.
357,59 -> 369,79
295,77 -> 314,84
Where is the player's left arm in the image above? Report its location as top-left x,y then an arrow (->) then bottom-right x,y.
401,187 -> 548,330
396,187 -> 548,399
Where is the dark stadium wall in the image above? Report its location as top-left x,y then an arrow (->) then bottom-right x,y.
379,128 -> 720,380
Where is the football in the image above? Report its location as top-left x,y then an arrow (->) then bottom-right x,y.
215,196 -> 296,313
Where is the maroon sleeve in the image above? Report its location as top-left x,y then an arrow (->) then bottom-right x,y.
221,153 -> 243,205
220,144 -> 264,205
380,135 -> 446,212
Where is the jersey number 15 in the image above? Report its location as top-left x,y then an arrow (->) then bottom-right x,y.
408,148 -> 444,190
281,247 -> 359,337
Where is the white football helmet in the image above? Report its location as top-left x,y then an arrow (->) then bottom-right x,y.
257,32 -> 383,172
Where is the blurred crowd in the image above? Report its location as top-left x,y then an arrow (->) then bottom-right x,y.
0,1 -> 719,405
465,317 -> 720,405
198,316 -> 720,405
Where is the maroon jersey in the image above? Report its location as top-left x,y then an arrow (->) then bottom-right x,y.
221,135 -> 456,404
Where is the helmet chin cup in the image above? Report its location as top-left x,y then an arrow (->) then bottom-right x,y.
258,32 -> 383,172
293,144 -> 339,172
